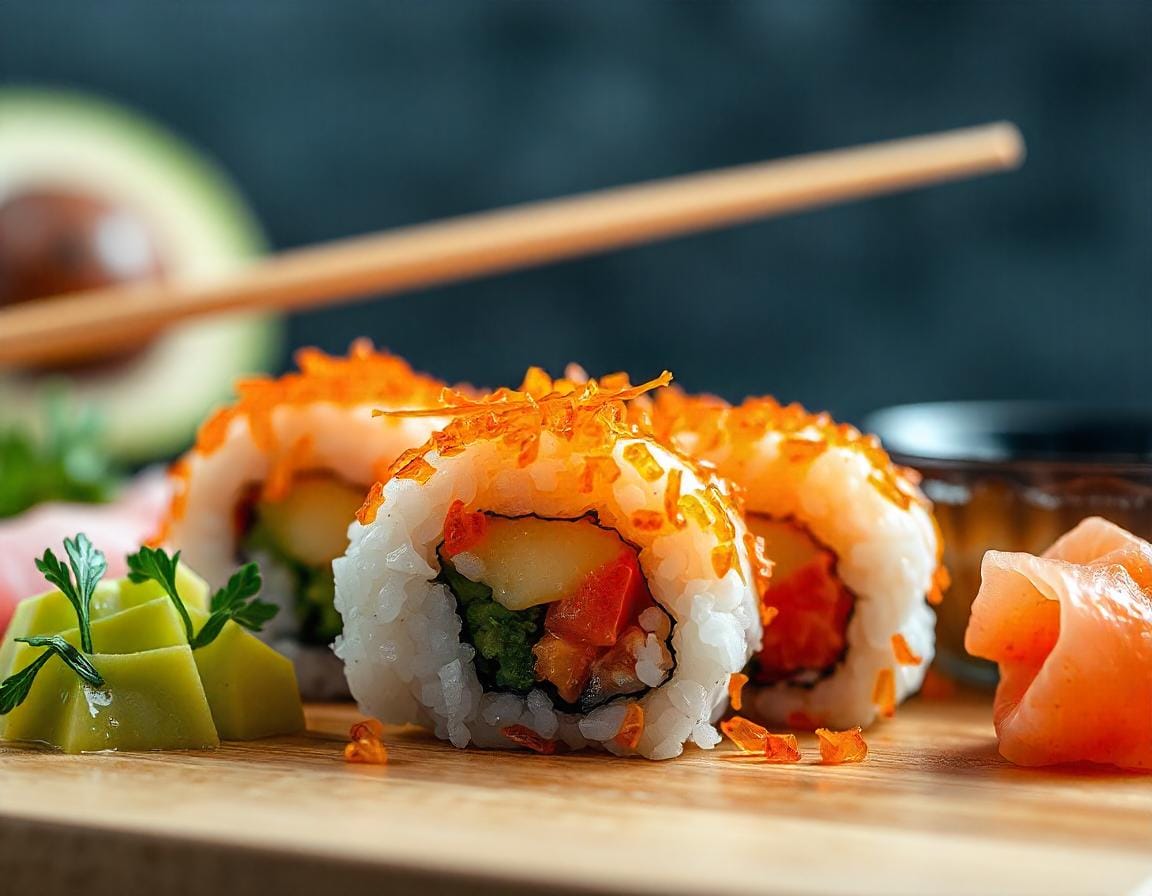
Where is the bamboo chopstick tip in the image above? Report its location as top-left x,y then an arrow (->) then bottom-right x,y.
989,122 -> 1026,168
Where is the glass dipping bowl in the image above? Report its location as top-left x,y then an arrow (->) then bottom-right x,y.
864,402 -> 1152,687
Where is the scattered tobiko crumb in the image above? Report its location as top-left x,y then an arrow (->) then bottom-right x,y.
728,672 -> 749,711
816,727 -> 868,764
613,703 -> 645,750
344,719 -> 389,765
891,633 -> 922,666
721,715 -> 769,753
502,725 -> 559,755
763,732 -> 802,763
722,716 -> 800,763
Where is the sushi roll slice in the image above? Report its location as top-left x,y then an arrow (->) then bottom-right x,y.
647,392 -> 946,730
160,341 -> 454,698
333,370 -> 765,759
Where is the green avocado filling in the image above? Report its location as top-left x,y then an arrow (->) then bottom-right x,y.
244,522 -> 343,645
438,554 -> 543,693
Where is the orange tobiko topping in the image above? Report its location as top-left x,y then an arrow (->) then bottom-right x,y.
663,468 -> 684,528
891,633 -> 923,666
622,442 -> 665,482
441,500 -> 488,557
193,340 -> 451,458
502,725 -> 559,755
581,455 -> 622,493
873,668 -> 896,718
727,672 -> 749,712
927,564 -> 951,606
613,703 -> 645,750
816,727 -> 868,764
763,732 -> 802,763
393,450 -> 437,484
630,509 -> 666,532
643,389 -> 926,514
261,435 -> 315,502
356,482 -> 386,526
350,719 -> 385,740
676,493 -> 712,531
711,543 -> 737,579
721,715 -> 770,753
345,719 -> 389,765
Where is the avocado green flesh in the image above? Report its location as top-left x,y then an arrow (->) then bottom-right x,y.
189,606 -> 305,740
245,519 -> 343,645
0,87 -> 279,461
0,568 -> 303,752
439,556 -> 543,693
2,644 -> 219,753
0,571 -> 208,685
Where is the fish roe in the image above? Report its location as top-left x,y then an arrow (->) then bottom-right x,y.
623,443 -> 665,482
502,725 -> 559,755
891,633 -> 922,666
344,719 -> 389,765
613,703 -> 645,750
393,452 -> 437,484
763,732 -> 802,763
721,715 -> 769,753
356,482 -> 386,525
816,727 -> 868,764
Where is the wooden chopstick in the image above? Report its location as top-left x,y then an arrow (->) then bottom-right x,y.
0,122 -> 1023,367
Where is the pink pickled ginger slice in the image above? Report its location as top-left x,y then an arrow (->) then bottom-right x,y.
0,471 -> 171,637
965,517 -> 1152,771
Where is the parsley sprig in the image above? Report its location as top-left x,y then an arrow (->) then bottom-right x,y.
126,546 -> 196,643
0,535 -> 279,719
126,545 -> 277,649
192,563 -> 277,649
0,635 -> 105,715
33,534 -> 106,653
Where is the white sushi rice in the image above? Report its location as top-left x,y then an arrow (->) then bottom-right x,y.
165,403 -> 446,697
707,429 -> 938,729
333,431 -> 762,759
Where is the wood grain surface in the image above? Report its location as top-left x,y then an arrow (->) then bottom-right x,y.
0,692 -> 1149,896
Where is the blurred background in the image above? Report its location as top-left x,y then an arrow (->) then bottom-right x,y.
1,0 -> 1149,428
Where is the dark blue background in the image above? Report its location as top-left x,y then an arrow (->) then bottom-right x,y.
3,1 -> 1149,421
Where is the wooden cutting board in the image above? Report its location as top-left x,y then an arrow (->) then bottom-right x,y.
0,692 -> 1149,896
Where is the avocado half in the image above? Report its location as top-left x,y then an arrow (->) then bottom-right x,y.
0,88 -> 280,461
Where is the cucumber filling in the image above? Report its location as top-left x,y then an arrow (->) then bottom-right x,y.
236,474 -> 365,645
436,508 -> 674,711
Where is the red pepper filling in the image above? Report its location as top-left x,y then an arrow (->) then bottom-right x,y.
749,515 -> 855,685
444,511 -> 671,707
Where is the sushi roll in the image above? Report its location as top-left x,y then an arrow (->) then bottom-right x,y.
333,370 -> 765,759
160,341 -> 454,698
646,392 -> 946,730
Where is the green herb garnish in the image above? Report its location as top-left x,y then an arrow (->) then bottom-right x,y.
439,555 -> 542,693
126,546 -> 196,643
0,395 -> 118,519
191,563 -> 278,649
0,635 -> 105,715
126,546 -> 277,649
34,534 -> 106,653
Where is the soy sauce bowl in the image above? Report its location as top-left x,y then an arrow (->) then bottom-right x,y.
864,402 -> 1152,686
